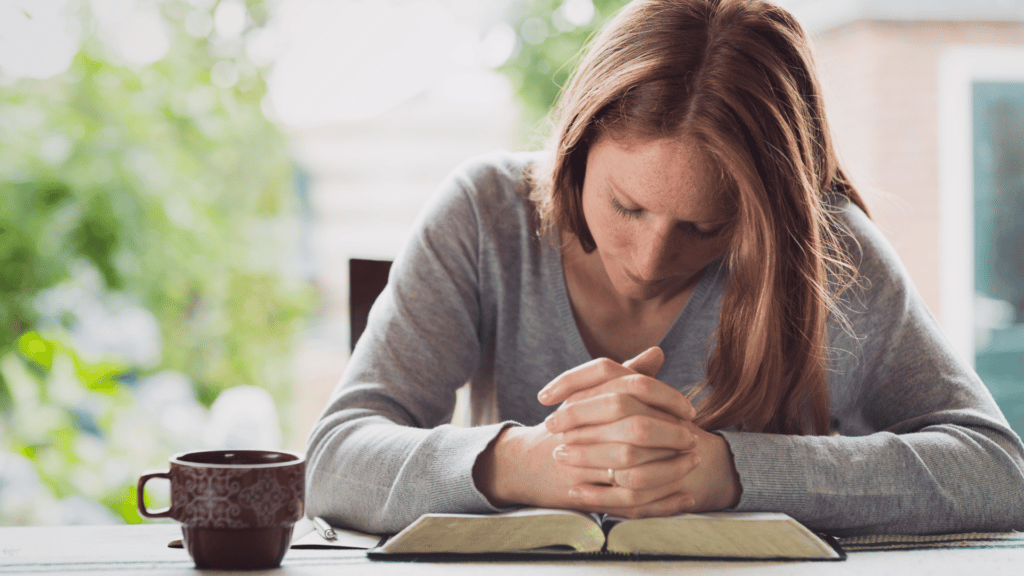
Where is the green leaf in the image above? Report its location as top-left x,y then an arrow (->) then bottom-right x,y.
18,332 -> 55,369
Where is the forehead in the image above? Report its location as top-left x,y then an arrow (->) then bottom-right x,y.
586,134 -> 730,223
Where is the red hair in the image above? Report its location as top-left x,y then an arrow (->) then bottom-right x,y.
533,0 -> 868,435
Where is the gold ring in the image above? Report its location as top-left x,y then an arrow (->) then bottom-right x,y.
607,468 -> 616,486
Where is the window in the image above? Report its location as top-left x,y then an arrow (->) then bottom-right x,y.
972,82 -> 1024,435
941,47 -> 1024,436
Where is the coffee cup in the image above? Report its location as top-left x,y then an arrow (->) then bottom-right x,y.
137,450 -> 305,570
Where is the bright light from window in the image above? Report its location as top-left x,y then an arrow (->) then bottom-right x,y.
560,0 -> 595,27
0,0 -> 80,79
267,0 -> 464,126
479,23 -> 517,69
114,7 -> 171,65
214,0 -> 247,39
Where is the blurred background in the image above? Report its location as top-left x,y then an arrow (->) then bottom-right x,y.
0,0 -> 1022,525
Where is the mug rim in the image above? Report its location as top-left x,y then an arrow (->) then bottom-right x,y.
169,449 -> 305,468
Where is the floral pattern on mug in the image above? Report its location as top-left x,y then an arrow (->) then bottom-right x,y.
174,467 -> 246,528
171,462 -> 304,528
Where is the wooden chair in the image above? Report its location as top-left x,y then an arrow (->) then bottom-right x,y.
348,258 -> 392,352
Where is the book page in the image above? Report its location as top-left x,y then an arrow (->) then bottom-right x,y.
380,508 -> 605,554
606,512 -> 839,558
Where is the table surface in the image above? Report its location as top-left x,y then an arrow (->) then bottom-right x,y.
2,523 -> 1024,576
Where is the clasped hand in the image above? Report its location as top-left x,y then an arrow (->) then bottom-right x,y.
474,347 -> 741,517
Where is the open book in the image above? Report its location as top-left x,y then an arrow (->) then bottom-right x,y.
368,508 -> 844,561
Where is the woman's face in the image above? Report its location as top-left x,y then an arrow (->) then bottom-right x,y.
580,133 -> 733,302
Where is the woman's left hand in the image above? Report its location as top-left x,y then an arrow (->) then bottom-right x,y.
537,347 -> 742,518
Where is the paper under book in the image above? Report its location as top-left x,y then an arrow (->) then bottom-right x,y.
369,507 -> 844,561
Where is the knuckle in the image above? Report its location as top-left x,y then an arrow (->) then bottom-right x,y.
595,358 -> 618,378
684,430 -> 698,449
554,411 -> 574,430
616,444 -> 641,467
617,468 -> 632,489
567,468 -> 589,484
623,374 -> 649,396
626,416 -> 651,444
618,490 -> 641,507
620,468 -> 644,490
608,394 -> 630,416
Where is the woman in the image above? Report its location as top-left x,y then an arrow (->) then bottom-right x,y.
306,0 -> 1024,536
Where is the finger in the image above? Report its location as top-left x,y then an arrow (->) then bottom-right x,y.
553,442 -> 679,469
607,453 -> 702,490
537,357 -> 635,406
558,451 -> 702,492
546,390 -> 681,434
623,346 -> 664,378
567,473 -> 691,510
557,375 -> 696,423
561,415 -> 699,450
588,491 -> 697,520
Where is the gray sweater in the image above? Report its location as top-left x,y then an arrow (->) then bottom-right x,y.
306,151 -> 1024,537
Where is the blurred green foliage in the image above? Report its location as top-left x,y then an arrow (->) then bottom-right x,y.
0,0 -> 311,523
0,333 -> 164,524
498,0 -> 628,138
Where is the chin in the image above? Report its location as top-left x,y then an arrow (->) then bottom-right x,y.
615,270 -> 697,302
614,278 -> 666,302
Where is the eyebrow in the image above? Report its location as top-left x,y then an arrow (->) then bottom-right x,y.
606,178 -> 729,227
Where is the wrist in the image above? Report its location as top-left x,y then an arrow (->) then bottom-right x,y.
472,425 -> 522,507
711,432 -> 742,509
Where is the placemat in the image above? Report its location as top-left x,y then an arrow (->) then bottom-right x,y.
839,531 -> 1024,552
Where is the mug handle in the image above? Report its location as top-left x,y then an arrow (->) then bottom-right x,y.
137,470 -> 173,518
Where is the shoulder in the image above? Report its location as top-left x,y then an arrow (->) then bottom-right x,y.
448,149 -> 546,189
402,150 -> 551,266
420,150 -> 550,240
826,197 -> 935,353
440,150 -> 547,214
830,198 -> 912,301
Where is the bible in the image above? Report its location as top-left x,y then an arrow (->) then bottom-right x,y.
368,507 -> 844,561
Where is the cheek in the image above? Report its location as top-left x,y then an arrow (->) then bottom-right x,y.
582,194 -> 624,250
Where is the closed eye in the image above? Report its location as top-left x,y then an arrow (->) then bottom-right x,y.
610,193 -> 642,219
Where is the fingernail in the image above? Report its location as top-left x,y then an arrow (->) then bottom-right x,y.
553,445 -> 568,461
537,389 -> 551,402
568,487 -> 581,500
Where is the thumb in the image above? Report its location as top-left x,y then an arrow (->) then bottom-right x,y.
623,346 -> 664,377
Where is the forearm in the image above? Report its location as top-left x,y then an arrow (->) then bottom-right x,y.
720,424 -> 1024,536
306,414 -> 508,534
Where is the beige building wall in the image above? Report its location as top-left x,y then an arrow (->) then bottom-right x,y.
812,20 -> 1024,326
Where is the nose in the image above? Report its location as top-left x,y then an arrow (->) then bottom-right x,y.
632,224 -> 680,281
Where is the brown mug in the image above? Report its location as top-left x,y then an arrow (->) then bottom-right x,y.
137,450 -> 305,570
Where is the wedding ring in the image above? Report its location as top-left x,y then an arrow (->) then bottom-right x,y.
607,468 -> 617,486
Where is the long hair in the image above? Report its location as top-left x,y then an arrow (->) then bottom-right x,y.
532,0 -> 868,435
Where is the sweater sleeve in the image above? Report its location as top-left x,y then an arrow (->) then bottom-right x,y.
304,159 -> 510,535
720,205 -> 1024,536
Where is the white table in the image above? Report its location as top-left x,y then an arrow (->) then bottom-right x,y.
2,523 -> 1023,575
